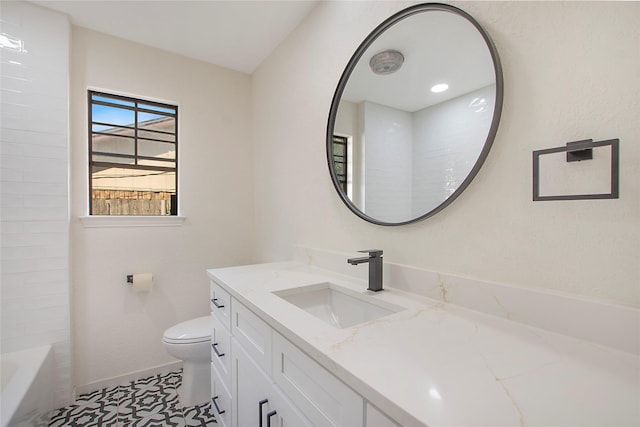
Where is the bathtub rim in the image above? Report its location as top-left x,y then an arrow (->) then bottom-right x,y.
0,344 -> 53,427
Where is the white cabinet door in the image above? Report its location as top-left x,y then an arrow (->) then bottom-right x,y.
366,403 -> 399,427
267,384 -> 313,427
272,332 -> 363,427
233,339 -> 272,427
233,340 -> 311,427
231,299 -> 272,376
211,363 -> 232,427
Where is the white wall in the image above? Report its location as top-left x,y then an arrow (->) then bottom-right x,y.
251,1 -> 639,308
70,28 -> 255,389
0,1 -> 72,408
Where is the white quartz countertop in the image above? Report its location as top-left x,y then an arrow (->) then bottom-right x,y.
207,262 -> 640,427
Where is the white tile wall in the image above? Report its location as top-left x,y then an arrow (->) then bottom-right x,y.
412,85 -> 495,216
0,1 -> 72,408
348,86 -> 495,222
363,101 -> 413,222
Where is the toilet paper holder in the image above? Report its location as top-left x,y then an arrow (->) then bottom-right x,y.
126,273 -> 154,292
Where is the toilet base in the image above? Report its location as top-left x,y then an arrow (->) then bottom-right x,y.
178,360 -> 211,407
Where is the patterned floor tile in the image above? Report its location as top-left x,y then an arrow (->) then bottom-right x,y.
48,401 -> 119,426
48,370 -> 215,427
183,401 -> 216,427
118,385 -> 180,424
74,385 -> 121,406
161,370 -> 182,389
119,411 -> 186,427
124,374 -> 163,391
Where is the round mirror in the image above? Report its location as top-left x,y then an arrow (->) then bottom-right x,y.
326,3 -> 503,225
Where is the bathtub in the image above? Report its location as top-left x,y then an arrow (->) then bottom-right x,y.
1,345 -> 54,427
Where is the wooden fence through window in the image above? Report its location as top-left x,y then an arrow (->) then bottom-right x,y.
92,190 -> 174,215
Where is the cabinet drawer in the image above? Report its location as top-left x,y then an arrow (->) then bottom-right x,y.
210,281 -> 231,330
210,363 -> 232,427
272,332 -> 363,427
211,314 -> 232,388
231,300 -> 272,376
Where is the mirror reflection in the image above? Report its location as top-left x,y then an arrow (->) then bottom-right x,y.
328,4 -> 502,225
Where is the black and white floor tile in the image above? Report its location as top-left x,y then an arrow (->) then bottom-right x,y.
49,370 -> 216,427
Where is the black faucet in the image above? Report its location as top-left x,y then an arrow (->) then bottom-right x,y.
347,249 -> 383,292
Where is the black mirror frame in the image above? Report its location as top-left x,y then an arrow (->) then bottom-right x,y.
326,3 -> 504,226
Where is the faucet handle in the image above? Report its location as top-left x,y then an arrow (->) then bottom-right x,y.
358,249 -> 383,257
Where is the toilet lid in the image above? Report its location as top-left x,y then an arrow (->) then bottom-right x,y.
163,316 -> 211,344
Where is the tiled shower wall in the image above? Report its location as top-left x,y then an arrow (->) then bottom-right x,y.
1,1 -> 72,408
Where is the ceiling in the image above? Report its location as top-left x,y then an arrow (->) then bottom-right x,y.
30,0 -> 319,74
342,8 -> 496,112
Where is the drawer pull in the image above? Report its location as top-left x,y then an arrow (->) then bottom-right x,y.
212,343 -> 225,358
211,298 -> 225,309
259,399 -> 269,427
267,410 -> 277,427
211,396 -> 225,415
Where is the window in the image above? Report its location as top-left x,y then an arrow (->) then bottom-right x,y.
88,91 -> 178,215
332,135 -> 348,192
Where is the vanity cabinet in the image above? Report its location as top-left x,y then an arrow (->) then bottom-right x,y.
210,282 -> 232,329
210,313 -> 231,385
209,279 -> 399,427
210,363 -> 232,427
233,339 -> 311,427
231,297 -> 272,376
366,404 -> 400,427
271,333 -> 363,426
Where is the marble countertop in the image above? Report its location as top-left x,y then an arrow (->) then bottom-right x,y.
208,261 -> 640,427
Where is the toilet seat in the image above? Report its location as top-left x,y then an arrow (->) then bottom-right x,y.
162,316 -> 210,344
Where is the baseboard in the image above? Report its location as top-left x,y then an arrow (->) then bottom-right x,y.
74,360 -> 182,399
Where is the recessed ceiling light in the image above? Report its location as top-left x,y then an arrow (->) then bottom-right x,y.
431,83 -> 449,93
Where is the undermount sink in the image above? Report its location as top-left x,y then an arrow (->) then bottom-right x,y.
274,282 -> 405,329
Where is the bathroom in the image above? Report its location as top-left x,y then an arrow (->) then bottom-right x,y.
0,0 -> 638,426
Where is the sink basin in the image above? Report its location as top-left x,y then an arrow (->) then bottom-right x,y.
274,282 -> 404,329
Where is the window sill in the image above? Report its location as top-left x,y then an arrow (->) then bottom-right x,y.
78,215 -> 186,228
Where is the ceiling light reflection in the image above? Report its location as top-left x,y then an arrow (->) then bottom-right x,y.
469,97 -> 487,113
431,83 -> 449,93
0,34 -> 26,52
429,387 -> 442,400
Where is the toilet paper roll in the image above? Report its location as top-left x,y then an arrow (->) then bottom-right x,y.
131,273 -> 153,292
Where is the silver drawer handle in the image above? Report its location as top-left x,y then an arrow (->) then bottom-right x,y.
211,298 -> 225,309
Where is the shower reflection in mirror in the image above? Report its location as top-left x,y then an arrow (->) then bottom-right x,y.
327,4 -> 503,226
333,84 -> 495,223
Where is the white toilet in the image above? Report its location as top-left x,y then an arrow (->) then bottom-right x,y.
162,316 -> 211,407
